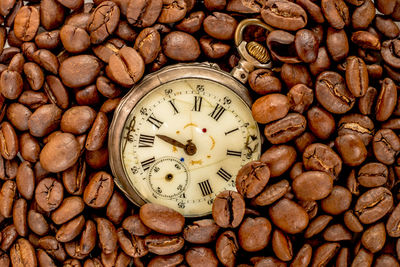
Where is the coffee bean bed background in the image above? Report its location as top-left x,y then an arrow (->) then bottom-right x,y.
0,0 -> 400,266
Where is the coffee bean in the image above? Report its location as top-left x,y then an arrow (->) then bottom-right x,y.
126,0 -> 162,27
375,78 -> 397,122
355,187 -> 393,224
88,1 -> 120,44
321,0 -> 349,29
280,63 -> 312,89
140,203 -> 185,234
373,129 -> 400,165
60,25 -> 90,53
14,6 -> 40,42
59,55 -> 101,88
185,247 -> 217,267
303,143 -> 342,177
235,161 -> 269,198
252,93 -> 289,124
304,215 -> 333,238
321,186 -> 352,215
326,28 -> 349,62
215,231 -> 238,267
162,31 -> 200,62
295,29 -> 319,63
183,219 -> 220,244
212,190 -> 245,228
293,171 -> 333,201
238,217 -> 271,252
307,106 -> 335,139
375,15 -> 400,39
269,198 -> 309,234
266,30 -> 301,64
344,210 -> 363,233
176,11 -> 205,34
203,12 -> 237,41
264,113 -> 307,144
35,177 -> 64,212
272,229 -> 293,261
361,222 -> 386,253
27,210 -> 49,236
248,69 -> 282,94
40,0 -> 66,31
158,0 -> 187,24
56,215 -> 85,243
83,171 -> 114,208
199,35 -> 230,59
335,134 -> 367,166
145,234 -> 184,255
311,242 -> 340,267
261,0 -> 307,31
10,238 -> 37,267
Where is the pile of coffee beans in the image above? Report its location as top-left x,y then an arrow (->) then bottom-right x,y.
0,0 -> 400,265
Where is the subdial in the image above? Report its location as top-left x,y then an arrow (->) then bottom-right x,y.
147,157 -> 190,198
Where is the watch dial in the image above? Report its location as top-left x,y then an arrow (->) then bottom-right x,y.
120,78 -> 261,216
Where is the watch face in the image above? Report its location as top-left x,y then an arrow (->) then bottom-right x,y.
120,77 -> 261,216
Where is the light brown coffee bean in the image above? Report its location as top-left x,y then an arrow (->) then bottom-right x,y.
140,203 -> 185,234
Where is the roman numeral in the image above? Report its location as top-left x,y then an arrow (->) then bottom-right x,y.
147,114 -> 163,129
198,180 -> 213,196
138,134 -> 155,148
209,104 -> 225,121
227,150 -> 242,157
225,128 -> 239,135
169,99 -> 179,114
192,96 -> 202,112
217,168 -> 232,182
141,157 -> 155,171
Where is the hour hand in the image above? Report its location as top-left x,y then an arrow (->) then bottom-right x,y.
156,134 -> 197,156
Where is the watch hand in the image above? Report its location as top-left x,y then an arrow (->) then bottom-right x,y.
156,134 -> 186,149
156,134 -> 197,156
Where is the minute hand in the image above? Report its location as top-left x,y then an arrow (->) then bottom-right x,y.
156,134 -> 186,149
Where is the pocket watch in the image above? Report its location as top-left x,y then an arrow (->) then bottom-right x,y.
109,19 -> 274,217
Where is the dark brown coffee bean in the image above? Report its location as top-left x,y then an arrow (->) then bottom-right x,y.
1,224 -> 18,251
212,190 -> 245,228
321,186 -> 352,215
269,198 -> 309,234
373,129 -> 400,165
264,113 -> 306,144
134,27 -> 161,64
260,145 -> 296,178
12,198 -> 27,237
0,180 -> 16,218
95,217 -> 117,255
122,214 -> 151,237
41,0 -> 66,30
35,177 -> 63,212
199,36 -> 230,59
79,220 -> 96,255
0,70 -> 23,100
57,0 -> 83,10
126,0 -> 162,27
304,215 -> 333,238
315,71 -> 355,114
117,229 -> 148,258
96,76 -> 121,99
252,93 -> 289,124
361,222 -> 386,253
23,62 -> 44,91
351,31 -> 381,51
183,219 -> 219,244
115,20 -> 137,42
248,69 -> 282,95
355,187 -> 393,224
140,203 -> 185,234
326,28 -> 349,62
280,63 -> 312,89
145,234 -> 184,255
293,171 -> 333,201
40,133 -> 80,173
343,210 -> 363,233
83,171 -> 114,208
295,29 -> 318,63
92,38 -> 126,63
215,231 -> 238,267
16,162 -> 35,200
27,210 -> 49,236
358,163 -> 388,188
32,49 -> 59,75
176,11 -> 205,34
44,75 -> 69,110
61,106 -> 96,135
338,114 -> 374,146
309,47 -> 331,76
375,15 -> 400,39
13,6 -> 39,42
38,236 -> 67,262
252,179 -> 289,207
162,31 -> 200,62
321,0 -> 349,29
287,84 -> 313,114
158,0 -> 187,24
204,0 -> 226,11
303,143 -> 342,177
358,86 -> 377,115
59,55 -> 101,88
88,1 -> 120,44
335,134 -> 367,166
10,238 -> 37,267
51,196 -> 85,225
56,215 -> 85,243
106,46 -> 145,87
60,25 -> 90,54
376,78 -> 397,122
238,217 -> 271,252
296,0 -> 324,24
85,112 -> 108,151
307,106 -> 335,140
235,161 -> 269,198
352,0 -> 375,30
28,104 -> 61,137
267,30 -> 301,64
35,30 -> 60,50
203,12 -> 237,41
272,229 -> 293,262
345,56 -> 368,97
261,0 -> 307,31
185,247 -> 217,267
0,121 -> 18,160
311,242 -> 340,267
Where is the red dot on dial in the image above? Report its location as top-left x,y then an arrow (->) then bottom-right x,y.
202,128 -> 207,133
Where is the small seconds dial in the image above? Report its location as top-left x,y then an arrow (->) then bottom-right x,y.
121,78 -> 261,216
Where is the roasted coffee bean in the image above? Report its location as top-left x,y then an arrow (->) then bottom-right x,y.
316,71 -> 355,114
375,15 -> 400,39
145,234 -> 184,255
40,133 -> 80,173
140,203 -> 184,234
287,84 -> 313,114
321,0 -> 349,29
307,106 -> 335,140
0,121 -> 18,160
267,30 -> 301,64
235,161 -> 269,198
358,162 -> 388,188
253,179 -> 290,206
323,224 -> 352,241
264,113 -> 306,144
248,69 -> 281,94
40,0 -> 66,31
51,196 -> 85,225
352,0 -> 375,29
361,222 -> 386,253
321,186 -> 352,215
238,217 -> 271,252
126,0 -> 162,27
14,6 -> 40,42
162,31 -> 200,62
345,56 -> 368,97
212,190 -> 245,228
304,215 -> 333,238
83,171 -> 114,208
215,231 -> 238,267
35,177 -> 64,212
185,247 -> 216,267
295,29 -> 318,63
293,171 -> 333,201
351,31 -> 381,50
303,143 -> 342,177
59,55 -> 101,88
27,210 -> 49,236
261,145 -> 296,177
375,78 -> 397,122
335,134 -> 367,166
373,129 -> 400,165
311,242 -> 340,267
280,63 -> 312,89
261,0 -> 307,31
326,28 -> 349,62
272,229 -> 293,261
199,36 -> 230,59
337,114 -> 374,146
10,238 -> 37,267
176,11 -> 205,33
60,25 -> 90,54
183,219 -> 219,244
355,187 -> 393,224
0,70 -> 23,100
344,210 -> 363,233
57,0 -> 83,10
88,1 -> 120,44
252,94 -> 289,124
203,12 -> 237,41
158,0 -> 187,23
269,198 -> 309,234
0,180 -> 16,218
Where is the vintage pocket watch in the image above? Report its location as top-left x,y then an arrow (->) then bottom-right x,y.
109,19 -> 274,217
